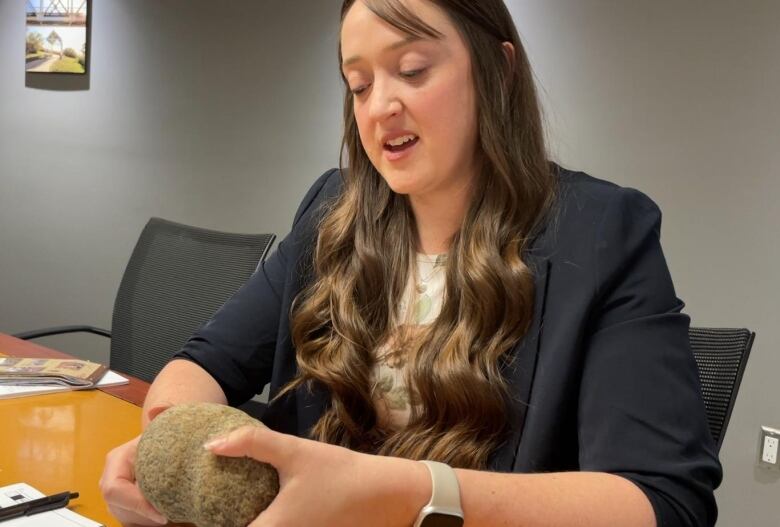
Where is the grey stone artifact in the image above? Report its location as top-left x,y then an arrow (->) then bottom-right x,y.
136,403 -> 279,527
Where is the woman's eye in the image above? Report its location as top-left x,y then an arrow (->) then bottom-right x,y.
400,68 -> 426,80
351,84 -> 369,95
349,68 -> 425,95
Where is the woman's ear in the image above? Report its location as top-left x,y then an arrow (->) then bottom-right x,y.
501,41 -> 516,74
500,41 -> 516,101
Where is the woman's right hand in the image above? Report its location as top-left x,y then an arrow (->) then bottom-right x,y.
99,435 -> 168,526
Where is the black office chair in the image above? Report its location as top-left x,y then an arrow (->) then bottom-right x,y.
689,326 -> 755,452
14,217 -> 275,415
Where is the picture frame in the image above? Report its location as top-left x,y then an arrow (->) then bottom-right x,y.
25,0 -> 91,75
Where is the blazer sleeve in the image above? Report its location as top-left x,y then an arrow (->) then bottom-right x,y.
173,169 -> 338,405
577,187 -> 723,527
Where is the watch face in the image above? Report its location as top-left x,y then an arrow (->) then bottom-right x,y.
420,513 -> 464,527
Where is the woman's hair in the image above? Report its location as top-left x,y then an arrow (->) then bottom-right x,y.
284,0 -> 557,469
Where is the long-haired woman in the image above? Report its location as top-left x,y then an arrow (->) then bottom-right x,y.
101,1 -> 721,526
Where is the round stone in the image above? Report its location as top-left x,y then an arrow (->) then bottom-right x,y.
135,402 -> 279,527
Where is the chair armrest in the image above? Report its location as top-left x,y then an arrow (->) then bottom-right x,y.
13,325 -> 112,340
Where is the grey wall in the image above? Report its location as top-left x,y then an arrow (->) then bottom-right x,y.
0,0 -> 344,361
1,0 -> 777,524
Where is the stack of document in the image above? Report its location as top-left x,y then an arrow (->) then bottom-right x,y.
0,483 -> 102,526
0,370 -> 128,400
0,357 -> 109,387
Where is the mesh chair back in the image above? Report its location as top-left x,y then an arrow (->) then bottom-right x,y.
690,327 -> 754,452
110,217 -> 275,383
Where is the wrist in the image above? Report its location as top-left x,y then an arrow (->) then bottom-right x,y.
367,455 -> 430,526
407,460 -> 433,523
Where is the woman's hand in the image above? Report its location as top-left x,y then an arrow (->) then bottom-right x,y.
205,426 -> 431,527
99,436 -> 168,526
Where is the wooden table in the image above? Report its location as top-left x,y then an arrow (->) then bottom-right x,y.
0,333 -> 150,527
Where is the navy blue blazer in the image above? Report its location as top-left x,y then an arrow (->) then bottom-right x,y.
177,166 -> 722,527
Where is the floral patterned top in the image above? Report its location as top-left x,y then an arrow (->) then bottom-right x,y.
371,253 -> 447,431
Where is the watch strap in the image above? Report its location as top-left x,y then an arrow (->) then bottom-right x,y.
413,460 -> 464,526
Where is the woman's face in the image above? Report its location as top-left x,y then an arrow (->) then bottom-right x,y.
341,0 -> 479,201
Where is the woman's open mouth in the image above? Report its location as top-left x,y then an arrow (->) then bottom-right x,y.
383,134 -> 419,161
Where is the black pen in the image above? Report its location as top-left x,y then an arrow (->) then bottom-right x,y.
0,491 -> 79,522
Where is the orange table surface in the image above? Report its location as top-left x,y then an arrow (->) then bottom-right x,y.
0,332 -> 150,527
1,390 -> 142,527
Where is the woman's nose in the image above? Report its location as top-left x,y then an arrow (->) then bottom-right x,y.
367,80 -> 403,121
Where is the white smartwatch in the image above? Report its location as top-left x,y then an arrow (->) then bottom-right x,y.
413,460 -> 464,527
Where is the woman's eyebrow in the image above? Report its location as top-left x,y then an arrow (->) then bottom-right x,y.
342,34 -> 423,67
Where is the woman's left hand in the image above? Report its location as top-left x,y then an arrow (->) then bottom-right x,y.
204,425 -> 430,527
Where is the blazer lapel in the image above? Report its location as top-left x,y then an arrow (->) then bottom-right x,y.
488,257 -> 550,471
296,382 -> 329,438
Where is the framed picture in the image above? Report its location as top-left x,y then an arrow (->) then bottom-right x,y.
25,0 -> 90,75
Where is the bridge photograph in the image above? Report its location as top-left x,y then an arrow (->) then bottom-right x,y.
25,0 -> 88,74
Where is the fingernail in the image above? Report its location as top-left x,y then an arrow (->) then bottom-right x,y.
152,513 -> 167,524
204,437 -> 226,450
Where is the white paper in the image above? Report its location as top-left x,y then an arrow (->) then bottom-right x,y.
0,370 -> 128,400
0,483 -> 102,526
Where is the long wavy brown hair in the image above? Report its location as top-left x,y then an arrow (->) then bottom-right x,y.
284,0 -> 556,469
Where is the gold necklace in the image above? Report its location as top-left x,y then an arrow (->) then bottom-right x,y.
415,254 -> 446,294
